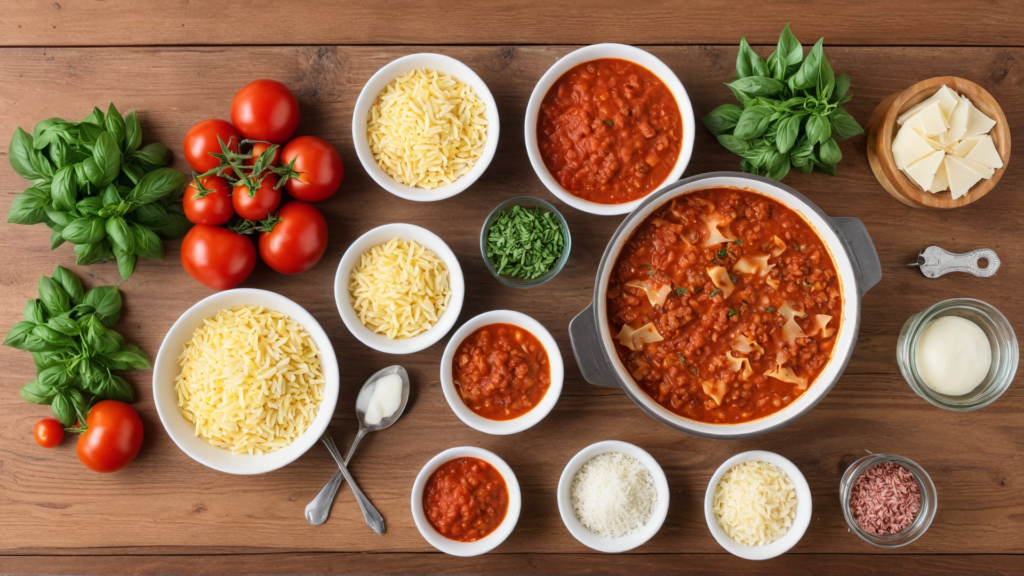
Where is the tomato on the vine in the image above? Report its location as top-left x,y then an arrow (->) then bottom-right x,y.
233,174 -> 281,221
230,80 -> 299,143
183,119 -> 240,174
259,202 -> 328,274
34,418 -> 64,448
181,225 -> 257,290
280,136 -> 343,202
183,176 -> 234,226
76,401 -> 144,473
245,141 -> 280,170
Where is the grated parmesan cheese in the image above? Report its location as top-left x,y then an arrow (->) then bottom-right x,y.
367,68 -> 488,189
570,452 -> 657,538
174,306 -> 325,455
713,460 -> 797,546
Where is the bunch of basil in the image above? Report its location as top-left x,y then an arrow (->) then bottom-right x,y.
7,104 -> 190,279
4,266 -> 148,426
702,25 -> 864,180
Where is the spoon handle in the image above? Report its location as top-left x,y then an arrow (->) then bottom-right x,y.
305,428 -> 367,525
321,432 -> 385,535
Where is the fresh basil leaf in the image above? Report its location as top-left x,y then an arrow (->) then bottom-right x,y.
734,106 -> 774,140
106,342 -> 150,370
49,165 -> 78,212
83,285 -> 121,327
739,159 -> 757,174
113,245 -> 137,280
105,216 -> 135,255
819,138 -> 843,164
32,324 -> 75,348
83,106 -> 105,126
77,121 -> 105,149
9,128 -> 45,181
50,230 -> 65,250
104,103 -> 126,147
788,38 -> 824,92
775,115 -> 802,153
131,142 -> 171,168
101,183 -> 122,206
21,380 -> 56,404
806,113 -> 831,145
81,157 -> 104,188
46,316 -> 80,336
726,76 -> 785,99
127,167 -> 186,206
816,52 -> 836,101
123,110 -> 142,154
48,137 -> 69,168
62,216 -> 108,244
103,374 -> 134,403
76,195 -> 105,217
814,159 -> 838,176
7,187 -> 51,224
33,351 -> 64,373
767,151 -> 791,181
736,38 -> 768,79
829,106 -> 864,140
702,104 -> 744,136
130,222 -> 164,260
38,276 -> 71,317
74,240 -> 114,266
122,162 -> 143,185
50,390 -> 74,425
24,299 -> 45,323
791,155 -> 814,173
77,359 -> 106,394
837,94 -> 853,106
716,134 -> 751,155
832,74 -> 851,103
727,84 -> 755,106
132,202 -> 190,240
768,23 -> 803,81
92,131 -> 122,187
33,118 -> 68,141
85,314 -> 122,354
4,321 -> 37,350
38,364 -> 72,389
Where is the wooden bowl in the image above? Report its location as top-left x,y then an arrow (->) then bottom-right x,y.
866,76 -> 1011,209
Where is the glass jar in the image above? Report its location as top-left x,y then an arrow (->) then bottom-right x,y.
840,453 -> 937,548
897,298 -> 1018,411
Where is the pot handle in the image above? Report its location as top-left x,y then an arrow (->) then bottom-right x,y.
569,303 -> 621,388
831,216 -> 882,297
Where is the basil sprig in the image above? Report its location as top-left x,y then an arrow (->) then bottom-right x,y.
7,104 -> 190,279
702,25 -> 864,181
3,266 -> 148,426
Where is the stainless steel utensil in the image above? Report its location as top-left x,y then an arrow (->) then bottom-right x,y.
907,246 -> 1000,278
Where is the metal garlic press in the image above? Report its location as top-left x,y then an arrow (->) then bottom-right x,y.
907,246 -> 1000,278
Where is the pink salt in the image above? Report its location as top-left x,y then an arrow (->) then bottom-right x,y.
849,462 -> 922,535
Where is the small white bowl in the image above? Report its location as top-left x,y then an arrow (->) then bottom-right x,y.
335,223 -> 465,355
524,44 -> 695,216
557,440 -> 670,553
704,450 -> 812,560
440,310 -> 563,435
152,289 -> 339,475
353,53 -> 500,202
411,446 -> 522,557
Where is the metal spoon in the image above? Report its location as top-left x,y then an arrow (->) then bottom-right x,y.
305,365 -> 411,528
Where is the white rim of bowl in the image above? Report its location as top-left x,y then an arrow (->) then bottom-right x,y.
524,43 -> 695,215
556,440 -> 670,553
703,450 -> 813,560
411,446 -> 522,557
152,288 -> 339,475
334,223 -> 465,354
439,310 -> 564,434
352,53 -> 501,202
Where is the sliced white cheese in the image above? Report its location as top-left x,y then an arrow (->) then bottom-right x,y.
960,157 -> 995,179
949,135 -> 983,157
923,136 -> 944,151
964,134 -> 1003,169
892,124 -> 937,169
945,156 -> 984,199
941,97 -> 971,146
905,150 -> 945,191
897,85 -> 961,124
901,168 -> 922,190
962,101 -> 997,139
927,158 -> 949,193
903,102 -> 949,136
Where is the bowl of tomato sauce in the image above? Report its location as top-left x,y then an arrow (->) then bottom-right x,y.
440,310 -> 564,434
525,44 -> 695,216
411,446 -> 522,557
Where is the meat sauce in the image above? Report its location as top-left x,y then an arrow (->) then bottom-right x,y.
423,457 -> 509,542
452,323 -> 551,420
606,187 -> 842,424
537,58 -> 682,205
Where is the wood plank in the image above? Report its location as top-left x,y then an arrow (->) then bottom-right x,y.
0,44 -> 1022,567
3,0 -> 1024,48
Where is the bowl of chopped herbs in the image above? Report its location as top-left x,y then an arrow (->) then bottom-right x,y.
481,197 -> 570,288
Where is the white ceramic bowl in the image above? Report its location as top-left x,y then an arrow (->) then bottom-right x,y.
704,450 -> 812,560
353,53 -> 500,202
440,310 -> 564,434
524,44 -> 695,216
557,440 -> 670,553
411,446 -> 522,557
152,289 -> 339,475
335,223 -> 465,354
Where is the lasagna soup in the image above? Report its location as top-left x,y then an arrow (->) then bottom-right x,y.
606,188 -> 842,424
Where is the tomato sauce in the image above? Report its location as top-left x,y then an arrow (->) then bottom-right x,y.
606,187 -> 842,424
452,323 -> 551,420
423,457 -> 509,542
537,58 -> 683,205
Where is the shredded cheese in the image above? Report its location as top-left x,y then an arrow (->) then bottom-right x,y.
570,452 -> 657,538
713,461 -> 797,546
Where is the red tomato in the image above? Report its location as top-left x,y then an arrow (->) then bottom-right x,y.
233,174 -> 282,221
76,401 -> 143,473
183,176 -> 234,225
280,136 -> 344,202
183,119 -> 240,174
34,418 -> 64,448
230,80 -> 300,143
245,141 -> 280,170
181,225 -> 257,290
259,202 -> 328,274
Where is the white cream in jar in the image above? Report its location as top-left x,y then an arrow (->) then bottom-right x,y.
914,316 -> 991,395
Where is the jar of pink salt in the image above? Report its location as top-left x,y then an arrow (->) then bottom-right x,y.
839,453 -> 937,548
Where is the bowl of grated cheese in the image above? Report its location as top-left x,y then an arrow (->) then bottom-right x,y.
353,53 -> 499,202
152,289 -> 339,475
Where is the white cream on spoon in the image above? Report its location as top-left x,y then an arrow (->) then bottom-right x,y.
363,373 -> 404,426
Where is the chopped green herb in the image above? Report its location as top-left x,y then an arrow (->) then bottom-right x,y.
485,204 -> 565,280
694,286 -> 704,294
728,309 -> 737,317
675,287 -> 688,296
604,119 -> 614,127
710,289 -> 722,298
734,238 -> 743,245
678,353 -> 686,367
792,242 -> 801,252
729,274 -> 739,285
765,306 -> 777,313
717,246 -> 728,259
641,263 -> 652,269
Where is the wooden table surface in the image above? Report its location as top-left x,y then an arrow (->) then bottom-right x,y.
2,2 -> 1022,574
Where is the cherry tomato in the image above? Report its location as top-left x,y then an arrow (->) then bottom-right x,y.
181,225 -> 257,290
245,141 -> 280,171
230,80 -> 299,143
233,174 -> 282,221
259,202 -> 328,274
76,401 -> 143,473
183,119 -> 240,174
34,418 -> 64,448
280,136 -> 344,202
183,176 -> 234,226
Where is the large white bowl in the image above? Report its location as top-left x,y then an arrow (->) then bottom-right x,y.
704,450 -> 813,560
557,440 -> 670,553
525,44 -> 695,216
353,53 -> 500,202
152,289 -> 339,475
335,223 -> 465,354
411,446 -> 522,557
440,310 -> 564,435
